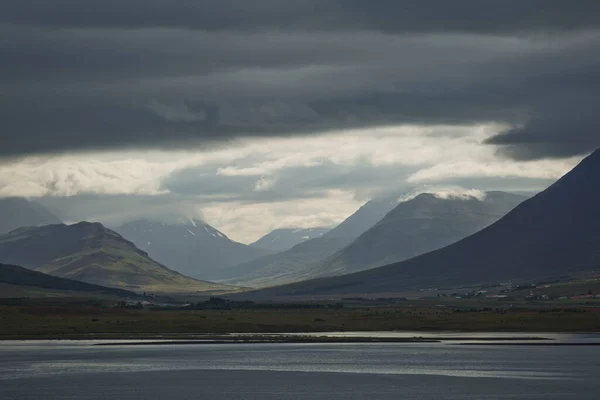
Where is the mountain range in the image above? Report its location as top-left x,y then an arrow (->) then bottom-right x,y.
217,193 -> 403,287
115,218 -> 269,280
221,191 -> 524,287
248,150 -> 600,298
0,222 -> 233,293
312,191 -> 526,277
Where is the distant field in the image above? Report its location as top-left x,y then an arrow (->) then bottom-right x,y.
1,303 -> 599,339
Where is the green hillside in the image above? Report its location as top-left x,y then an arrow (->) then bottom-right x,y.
0,222 -> 237,293
0,263 -> 135,297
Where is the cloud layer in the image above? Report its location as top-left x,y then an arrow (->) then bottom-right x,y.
1,1 -> 599,159
1,2 -> 597,242
3,125 -> 580,242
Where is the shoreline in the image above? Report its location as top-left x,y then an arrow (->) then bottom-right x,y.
1,331 -> 599,346
92,335 -> 567,346
1,330 -> 599,342
0,333 -> 577,343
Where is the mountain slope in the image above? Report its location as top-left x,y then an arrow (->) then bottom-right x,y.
322,194 -> 399,240
314,191 -> 525,276
220,191 -> 523,288
218,237 -> 350,287
0,197 -> 62,234
0,263 -> 136,297
218,194 -> 403,287
0,222 -> 234,293
250,150 -> 600,297
250,227 -> 331,253
115,218 -> 269,280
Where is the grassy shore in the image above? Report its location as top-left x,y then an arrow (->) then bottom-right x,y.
1,303 -> 599,340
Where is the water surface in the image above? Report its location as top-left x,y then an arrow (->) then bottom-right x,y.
1,338 -> 599,399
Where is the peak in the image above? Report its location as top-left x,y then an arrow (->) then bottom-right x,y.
70,221 -> 106,230
414,193 -> 436,199
575,148 -> 600,166
584,148 -> 600,164
71,221 -> 103,226
561,148 -> 600,174
531,149 -> 600,201
403,191 -> 486,203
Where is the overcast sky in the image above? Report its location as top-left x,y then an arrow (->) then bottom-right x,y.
1,1 -> 598,242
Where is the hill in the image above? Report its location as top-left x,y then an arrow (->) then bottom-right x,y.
314,191 -> 525,276
0,197 -> 62,234
0,222 -> 235,293
249,150 -> 600,297
115,218 -> 268,280
250,227 -> 331,253
0,263 -> 136,298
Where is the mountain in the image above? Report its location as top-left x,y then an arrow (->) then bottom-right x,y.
217,237 -> 350,287
0,263 -> 136,298
115,218 -> 269,280
311,191 -> 526,277
218,194 -> 402,287
0,222 -> 234,293
322,194 -> 400,240
250,227 -> 331,253
250,150 -> 600,298
0,197 -> 62,234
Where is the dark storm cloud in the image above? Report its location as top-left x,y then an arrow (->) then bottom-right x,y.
485,93 -> 600,160
2,1 -> 599,33
1,1 -> 600,159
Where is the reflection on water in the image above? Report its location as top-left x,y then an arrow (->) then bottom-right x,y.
250,331 -> 600,342
1,337 -> 599,400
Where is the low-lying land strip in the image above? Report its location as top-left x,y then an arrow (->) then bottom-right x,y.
1,300 -> 599,340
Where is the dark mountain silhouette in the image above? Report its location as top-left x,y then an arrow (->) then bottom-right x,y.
0,263 -> 136,297
115,218 -> 269,280
249,150 -> 600,297
250,227 -> 331,253
0,197 -> 62,234
0,222 -> 233,293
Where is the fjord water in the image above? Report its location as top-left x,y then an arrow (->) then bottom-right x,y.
1,339 -> 599,400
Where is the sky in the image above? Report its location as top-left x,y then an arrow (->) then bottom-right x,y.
1,1 -> 599,243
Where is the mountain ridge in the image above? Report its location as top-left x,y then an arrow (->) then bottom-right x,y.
0,222 -> 234,293
310,191 -> 526,277
218,193 -> 404,287
115,218 -> 269,280
244,150 -> 600,297
222,190 -> 525,288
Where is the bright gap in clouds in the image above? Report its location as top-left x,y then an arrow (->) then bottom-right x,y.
1,124 -> 582,243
